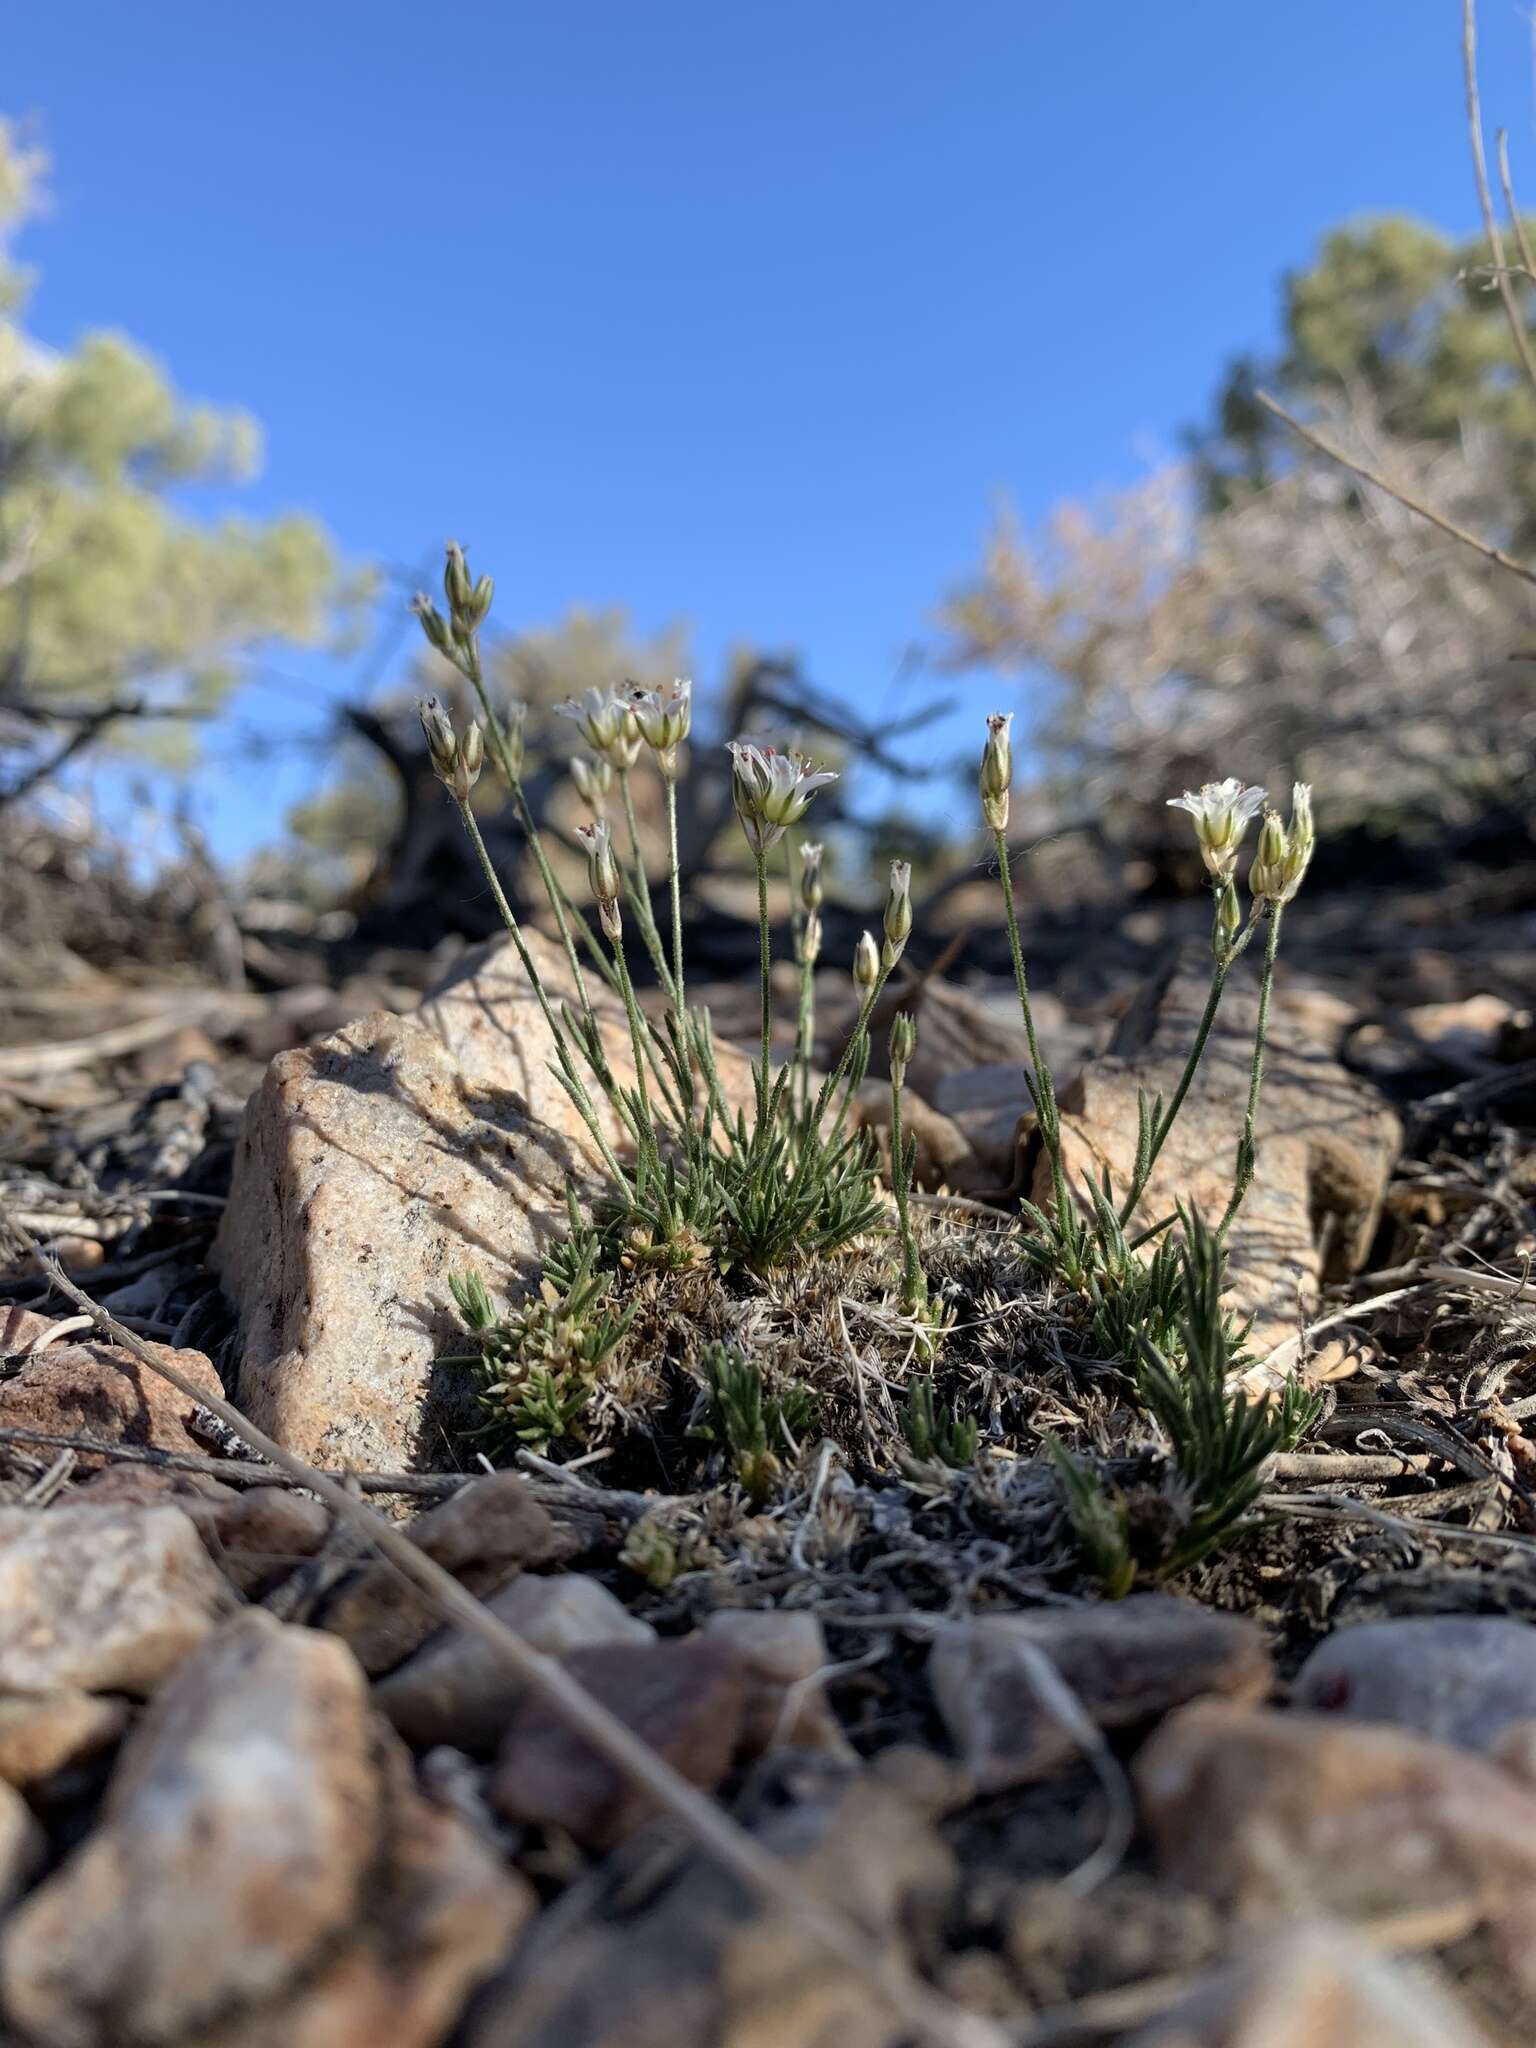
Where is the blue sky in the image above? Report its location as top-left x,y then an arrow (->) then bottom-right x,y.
10,0 -> 1533,854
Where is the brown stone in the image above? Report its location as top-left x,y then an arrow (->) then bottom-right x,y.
0,1611 -> 528,2048
205,1485 -> 332,1595
0,1307 -> 227,1467
376,1571 -> 655,1754
462,1765 -> 955,2048
1035,948 -> 1400,1357
315,1473 -> 574,1676
854,1080 -> 983,1193
215,930 -> 753,1472
929,1594 -> 1272,1791
0,1691 -> 130,1788
700,1608 -> 852,1758
0,1504 -> 233,1698
1135,1700 -> 1536,1995
491,1638 -> 746,1850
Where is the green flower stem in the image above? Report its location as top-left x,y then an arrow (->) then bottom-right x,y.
1115,955 -> 1229,1226
1217,905 -> 1284,1238
1115,903 -> 1261,1229
753,848 -> 773,1136
993,828 -> 1068,1219
619,766 -> 678,1002
452,797 -> 629,1190
665,774 -> 686,1032
609,924 -> 660,1193
808,966 -> 891,1135
890,1069 -> 923,1310
458,638 -> 612,1023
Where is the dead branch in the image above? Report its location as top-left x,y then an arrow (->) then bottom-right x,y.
1253,390 -> 1536,589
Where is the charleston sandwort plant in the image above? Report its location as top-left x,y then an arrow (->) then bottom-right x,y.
412,542 -> 1322,1584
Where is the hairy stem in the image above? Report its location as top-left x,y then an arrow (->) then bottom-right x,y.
460,638 -> 612,1023
610,925 -> 660,1193
1115,900 -> 1258,1226
890,1071 -> 923,1309
1217,905 -> 1284,1238
754,848 -> 773,1137
619,766 -> 677,1001
993,829 -> 1068,1218
666,774 -> 686,1032
454,798 -> 628,1188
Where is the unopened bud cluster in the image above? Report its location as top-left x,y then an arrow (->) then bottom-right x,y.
797,842 -> 824,967
414,540 -> 494,665
1249,783 -> 1314,907
419,697 -> 484,803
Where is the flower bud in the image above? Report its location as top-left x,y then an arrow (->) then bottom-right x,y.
454,719 -> 484,800
980,713 -> 1013,832
882,858 -> 913,972
412,595 -> 454,659
500,700 -> 527,781
798,841 -> 825,912
1248,809 -> 1289,904
576,820 -> 623,940
467,574 -> 494,628
443,540 -> 472,618
853,930 -> 880,991
570,754 -> 613,815
578,819 -> 621,904
889,1010 -> 918,1083
1278,781 -> 1315,901
1214,880 -> 1242,956
801,909 -> 823,967
419,696 -> 458,782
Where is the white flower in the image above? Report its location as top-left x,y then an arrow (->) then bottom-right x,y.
1167,778 -> 1267,881
555,688 -> 640,765
727,739 -> 838,854
629,677 -> 692,761
575,818 -> 622,937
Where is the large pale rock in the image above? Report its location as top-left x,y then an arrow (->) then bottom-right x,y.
1035,948 -> 1400,1357
1125,1925 -> 1497,2047
0,1505 -> 233,1697
216,931 -> 752,1472
0,1610 -> 528,2048
1135,1700 -> 1536,1995
1293,1618 -> 1536,1756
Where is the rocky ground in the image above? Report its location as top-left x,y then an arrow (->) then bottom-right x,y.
1,845 -> 1535,2047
